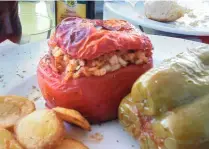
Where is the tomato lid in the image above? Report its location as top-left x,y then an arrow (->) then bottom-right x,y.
48,17 -> 153,60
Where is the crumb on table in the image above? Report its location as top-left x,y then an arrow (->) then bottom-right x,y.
89,132 -> 104,142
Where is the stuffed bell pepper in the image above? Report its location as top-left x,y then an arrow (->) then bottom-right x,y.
119,46 -> 209,149
37,17 -> 153,123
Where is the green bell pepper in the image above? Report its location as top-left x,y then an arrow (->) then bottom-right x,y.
151,94 -> 209,149
119,46 -> 209,149
131,46 -> 209,115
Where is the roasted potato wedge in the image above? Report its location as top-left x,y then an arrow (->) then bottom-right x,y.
15,109 -> 65,149
53,107 -> 91,131
55,139 -> 88,149
0,128 -> 23,149
0,95 -> 35,129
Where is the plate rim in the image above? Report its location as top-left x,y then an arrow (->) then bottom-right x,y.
104,2 -> 209,36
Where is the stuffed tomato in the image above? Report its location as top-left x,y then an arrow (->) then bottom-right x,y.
37,17 -> 153,123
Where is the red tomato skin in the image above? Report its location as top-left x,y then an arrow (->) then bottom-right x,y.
48,17 -> 153,60
37,57 -> 153,123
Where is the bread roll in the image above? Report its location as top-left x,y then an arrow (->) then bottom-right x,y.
144,0 -> 185,22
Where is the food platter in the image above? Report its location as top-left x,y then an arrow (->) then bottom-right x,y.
0,35 -> 207,148
104,1 -> 209,36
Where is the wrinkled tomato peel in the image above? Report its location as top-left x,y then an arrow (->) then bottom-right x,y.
48,17 -> 153,60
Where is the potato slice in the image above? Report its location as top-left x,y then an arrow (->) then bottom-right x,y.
0,128 -> 23,149
15,109 -> 65,149
53,107 -> 91,131
55,139 -> 88,149
0,95 -> 35,129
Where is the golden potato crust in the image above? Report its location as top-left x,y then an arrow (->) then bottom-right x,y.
0,128 -> 23,149
53,107 -> 91,131
0,95 -> 35,129
15,109 -> 65,149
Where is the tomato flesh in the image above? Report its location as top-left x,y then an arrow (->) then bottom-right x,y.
37,56 -> 153,123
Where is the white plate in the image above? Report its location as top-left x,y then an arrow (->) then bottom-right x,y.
104,1 -> 209,36
0,35 -> 207,149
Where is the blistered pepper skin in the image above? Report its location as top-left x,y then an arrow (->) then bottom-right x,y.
118,94 -> 141,139
131,46 -> 209,116
151,94 -> 209,149
119,86 -> 209,149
